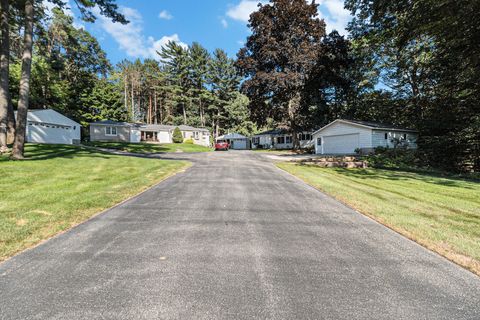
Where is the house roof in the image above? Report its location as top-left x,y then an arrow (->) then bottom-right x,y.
90,120 -> 209,133
139,124 -> 209,132
217,133 -> 247,140
90,120 -> 138,126
313,119 -> 418,135
253,128 -> 289,136
21,109 -> 80,126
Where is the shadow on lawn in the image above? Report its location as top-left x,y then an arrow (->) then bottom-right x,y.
0,144 -> 115,161
298,163 -> 477,189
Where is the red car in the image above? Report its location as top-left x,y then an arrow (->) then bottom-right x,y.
215,140 -> 229,151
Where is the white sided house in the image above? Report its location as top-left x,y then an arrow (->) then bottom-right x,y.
21,109 -> 81,145
313,119 -> 418,155
251,129 -> 313,150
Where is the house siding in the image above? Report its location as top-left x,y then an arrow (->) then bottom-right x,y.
90,124 -> 131,142
372,130 -> 418,149
313,122 -> 372,154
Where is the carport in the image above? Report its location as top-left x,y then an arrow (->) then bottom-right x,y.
216,133 -> 249,150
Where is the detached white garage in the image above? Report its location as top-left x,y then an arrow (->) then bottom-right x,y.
313,119 -> 418,155
217,133 -> 249,150
23,109 -> 81,145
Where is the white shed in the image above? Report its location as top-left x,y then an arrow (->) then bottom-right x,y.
23,109 -> 81,145
312,119 -> 418,155
217,133 -> 249,150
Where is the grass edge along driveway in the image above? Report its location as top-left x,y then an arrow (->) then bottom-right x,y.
0,144 -> 190,262
84,141 -> 212,153
276,162 -> 480,276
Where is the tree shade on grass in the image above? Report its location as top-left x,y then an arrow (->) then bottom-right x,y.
84,141 -> 212,153
277,162 -> 480,275
0,144 -> 190,261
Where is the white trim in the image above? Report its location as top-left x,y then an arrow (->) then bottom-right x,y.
313,119 -> 418,135
105,126 -> 118,136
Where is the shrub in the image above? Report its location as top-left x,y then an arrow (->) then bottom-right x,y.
363,147 -> 420,169
184,138 -> 194,144
172,127 -> 183,143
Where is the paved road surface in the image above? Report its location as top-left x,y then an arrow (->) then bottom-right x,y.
1,151 -> 479,319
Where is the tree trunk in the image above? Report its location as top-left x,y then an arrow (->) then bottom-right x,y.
182,103 -> 187,124
153,90 -> 157,124
130,83 -> 134,121
199,98 -> 205,127
0,0 -> 9,153
12,0 -> 33,159
215,110 -> 220,138
124,76 -> 128,115
148,92 -> 152,124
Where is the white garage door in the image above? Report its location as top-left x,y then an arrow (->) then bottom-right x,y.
323,133 -> 359,154
158,131 -> 171,143
231,139 -> 247,150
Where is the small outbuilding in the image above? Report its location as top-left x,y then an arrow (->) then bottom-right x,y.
22,109 -> 81,145
216,133 -> 249,150
312,119 -> 418,155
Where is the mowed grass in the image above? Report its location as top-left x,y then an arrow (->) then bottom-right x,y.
277,163 -> 480,275
84,141 -> 212,153
0,144 -> 190,261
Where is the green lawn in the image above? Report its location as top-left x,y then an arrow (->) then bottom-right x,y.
84,141 -> 212,153
277,163 -> 480,275
0,144 -> 190,261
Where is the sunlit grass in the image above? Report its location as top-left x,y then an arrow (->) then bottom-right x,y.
0,144 -> 189,261
84,141 -> 212,153
277,162 -> 480,275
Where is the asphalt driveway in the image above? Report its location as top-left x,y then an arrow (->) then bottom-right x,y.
1,151 -> 479,319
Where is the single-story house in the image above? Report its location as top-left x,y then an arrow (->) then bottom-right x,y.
20,109 -> 81,145
89,121 -> 210,147
216,133 -> 249,150
89,120 -> 141,143
251,129 -> 313,150
312,119 -> 418,155
139,124 -> 210,147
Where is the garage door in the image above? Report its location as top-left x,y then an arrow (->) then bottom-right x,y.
323,133 -> 359,154
231,139 -> 247,150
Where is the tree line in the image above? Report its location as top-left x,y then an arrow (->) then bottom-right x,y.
236,0 -> 479,172
0,0 -> 253,159
1,0 -> 478,172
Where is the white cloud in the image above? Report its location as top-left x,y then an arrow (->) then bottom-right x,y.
98,6 -> 186,60
317,0 -> 352,35
43,0 -> 84,28
226,0 -> 265,23
221,18 -> 228,28
158,10 -> 173,20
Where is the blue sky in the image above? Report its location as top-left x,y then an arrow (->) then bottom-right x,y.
46,0 -> 353,65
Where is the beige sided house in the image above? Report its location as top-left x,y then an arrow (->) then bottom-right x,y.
89,120 -> 142,143
89,121 -> 210,147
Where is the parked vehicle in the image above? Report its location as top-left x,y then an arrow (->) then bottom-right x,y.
215,140 -> 229,151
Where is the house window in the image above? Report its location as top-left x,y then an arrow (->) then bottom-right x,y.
317,137 -> 322,146
384,133 -> 388,139
277,136 -> 285,144
300,133 -> 312,141
286,136 -> 292,144
106,126 -> 117,136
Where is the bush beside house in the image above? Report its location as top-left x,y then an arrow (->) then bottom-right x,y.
172,127 -> 183,143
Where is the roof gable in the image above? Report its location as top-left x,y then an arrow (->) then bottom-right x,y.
26,109 -> 80,126
313,119 -> 418,135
